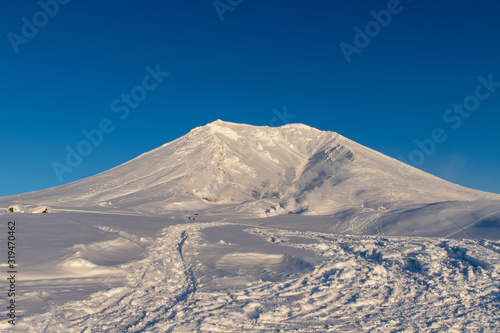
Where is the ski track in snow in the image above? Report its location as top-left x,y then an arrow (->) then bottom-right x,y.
16,222 -> 500,332
19,222 -> 217,332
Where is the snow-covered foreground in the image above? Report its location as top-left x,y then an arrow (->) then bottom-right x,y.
2,212 -> 499,332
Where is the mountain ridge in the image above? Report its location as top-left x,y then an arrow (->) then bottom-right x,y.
1,120 -> 498,218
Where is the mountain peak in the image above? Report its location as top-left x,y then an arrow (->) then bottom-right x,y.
3,120 -> 497,217
194,120 -> 326,147
207,119 -> 233,126
203,119 -> 321,133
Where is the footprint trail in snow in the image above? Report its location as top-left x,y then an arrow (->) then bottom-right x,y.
16,222 -> 500,332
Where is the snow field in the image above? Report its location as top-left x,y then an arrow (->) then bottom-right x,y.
13,222 -> 500,332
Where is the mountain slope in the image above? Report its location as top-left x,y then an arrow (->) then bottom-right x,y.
2,120 -> 497,218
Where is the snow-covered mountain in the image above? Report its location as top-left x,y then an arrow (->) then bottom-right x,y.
2,120 -> 500,332
2,120 -> 497,218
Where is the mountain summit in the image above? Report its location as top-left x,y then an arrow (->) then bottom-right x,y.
2,120 -> 498,221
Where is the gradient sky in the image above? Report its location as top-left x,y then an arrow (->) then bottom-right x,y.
1,0 -> 499,196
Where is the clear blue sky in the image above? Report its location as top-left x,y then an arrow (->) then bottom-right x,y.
1,0 -> 499,196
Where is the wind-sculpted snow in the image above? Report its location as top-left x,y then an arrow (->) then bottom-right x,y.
14,222 -> 500,332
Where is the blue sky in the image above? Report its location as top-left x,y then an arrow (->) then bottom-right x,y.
1,0 -> 499,196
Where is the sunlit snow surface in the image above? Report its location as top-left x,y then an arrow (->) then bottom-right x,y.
1,121 -> 499,332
